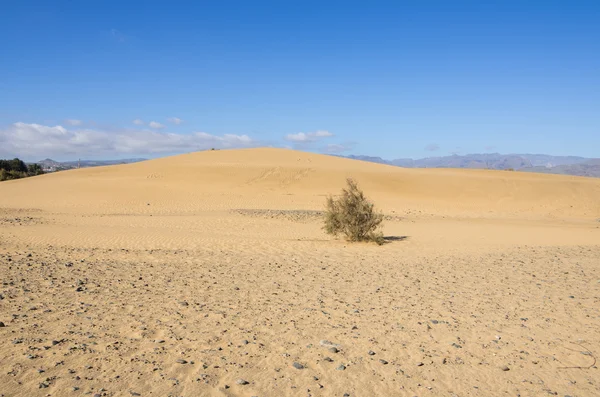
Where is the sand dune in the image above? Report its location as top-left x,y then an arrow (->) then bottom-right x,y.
1,148 -> 599,219
1,148 -> 599,397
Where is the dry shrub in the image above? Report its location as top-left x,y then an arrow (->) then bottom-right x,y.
323,178 -> 385,245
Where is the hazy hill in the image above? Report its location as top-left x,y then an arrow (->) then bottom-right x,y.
341,153 -> 599,177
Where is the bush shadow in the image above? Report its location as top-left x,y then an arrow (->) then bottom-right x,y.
383,235 -> 409,244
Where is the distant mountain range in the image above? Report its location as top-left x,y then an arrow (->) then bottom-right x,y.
339,153 -> 600,178
38,158 -> 146,171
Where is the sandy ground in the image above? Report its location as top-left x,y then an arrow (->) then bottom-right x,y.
1,148 -> 599,397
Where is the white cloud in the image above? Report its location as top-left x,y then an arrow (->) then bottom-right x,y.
0,122 -> 256,160
167,117 -> 183,125
132,119 -> 144,125
65,119 -> 82,126
148,121 -> 165,129
284,130 -> 333,142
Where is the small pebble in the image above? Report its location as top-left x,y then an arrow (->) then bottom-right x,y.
336,364 -> 346,371
292,362 -> 304,370
501,365 -> 510,371
236,379 -> 249,385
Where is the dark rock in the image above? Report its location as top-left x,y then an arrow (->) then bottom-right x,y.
292,362 -> 304,370
336,364 -> 346,371
324,357 -> 334,362
236,379 -> 249,385
500,365 -> 510,371
379,359 -> 389,365
368,350 -> 375,355
176,359 -> 188,364
417,362 -> 424,367
329,347 -> 339,353
0,321 -> 5,327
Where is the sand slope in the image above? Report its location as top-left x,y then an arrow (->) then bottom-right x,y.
1,148 -> 599,397
1,148 -> 600,220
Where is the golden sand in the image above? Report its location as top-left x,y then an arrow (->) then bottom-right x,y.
1,148 -> 599,396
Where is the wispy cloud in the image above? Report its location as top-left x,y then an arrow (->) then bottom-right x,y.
132,119 -> 144,125
110,29 -> 126,43
65,119 -> 83,126
322,142 -> 356,154
284,130 -> 333,143
484,145 -> 496,151
0,122 -> 256,160
148,121 -> 165,129
424,143 -> 440,151
167,117 -> 183,125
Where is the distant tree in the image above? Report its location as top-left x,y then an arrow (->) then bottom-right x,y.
0,158 -> 28,173
0,158 -> 44,181
27,163 -> 44,176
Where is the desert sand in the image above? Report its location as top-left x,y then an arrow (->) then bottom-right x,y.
1,148 -> 599,397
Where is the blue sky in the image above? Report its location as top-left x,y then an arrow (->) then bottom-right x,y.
0,1 -> 598,161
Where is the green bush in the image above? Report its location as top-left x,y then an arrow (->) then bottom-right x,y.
323,178 -> 385,245
0,158 -> 44,181
0,169 -> 28,181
